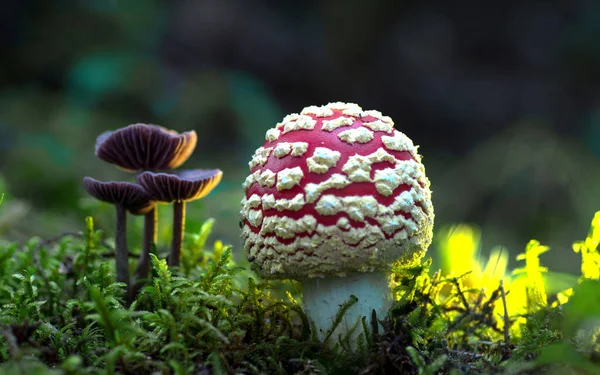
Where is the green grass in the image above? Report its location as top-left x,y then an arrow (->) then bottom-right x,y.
1,210 -> 600,374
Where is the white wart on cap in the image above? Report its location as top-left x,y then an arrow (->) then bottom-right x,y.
240,102 -> 434,279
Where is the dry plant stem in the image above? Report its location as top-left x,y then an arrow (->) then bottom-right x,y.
169,201 -> 186,267
115,204 -> 130,286
500,280 -> 510,346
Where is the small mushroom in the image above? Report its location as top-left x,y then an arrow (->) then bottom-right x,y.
240,102 -> 435,347
83,177 -> 154,286
94,123 -> 197,287
137,169 -> 223,267
95,123 -> 198,172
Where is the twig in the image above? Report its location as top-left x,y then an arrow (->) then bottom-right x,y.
26,231 -> 114,254
499,280 -> 510,346
2,326 -> 19,359
450,275 -> 472,312
102,251 -> 141,259
448,349 -> 484,359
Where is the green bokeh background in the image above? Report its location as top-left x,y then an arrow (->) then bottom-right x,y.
2,0 -> 600,276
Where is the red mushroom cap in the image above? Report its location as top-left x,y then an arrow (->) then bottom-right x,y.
95,124 -> 197,172
240,102 -> 434,279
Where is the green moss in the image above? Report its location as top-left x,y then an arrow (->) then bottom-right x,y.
1,214 -> 600,374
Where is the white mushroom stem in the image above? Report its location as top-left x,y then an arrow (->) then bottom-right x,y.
301,271 -> 393,348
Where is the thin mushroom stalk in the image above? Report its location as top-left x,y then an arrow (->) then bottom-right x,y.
114,204 -> 130,286
131,205 -> 158,299
141,206 -> 158,275
132,169 -> 158,282
170,200 -> 186,267
83,177 -> 153,292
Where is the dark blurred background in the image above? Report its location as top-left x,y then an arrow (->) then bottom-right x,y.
1,0 -> 600,275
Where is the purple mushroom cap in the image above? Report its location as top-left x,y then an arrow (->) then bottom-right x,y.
136,169 -> 223,203
95,124 -> 198,172
83,177 -> 155,214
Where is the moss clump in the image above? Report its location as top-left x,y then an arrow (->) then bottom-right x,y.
1,212 -> 600,374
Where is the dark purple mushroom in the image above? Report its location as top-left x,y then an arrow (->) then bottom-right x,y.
94,123 -> 197,286
137,169 -> 223,267
83,177 -> 154,286
95,124 -> 197,173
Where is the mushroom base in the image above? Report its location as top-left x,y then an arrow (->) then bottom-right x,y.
302,271 -> 392,348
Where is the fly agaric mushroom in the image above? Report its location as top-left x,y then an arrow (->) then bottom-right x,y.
94,123 -> 197,283
137,169 -> 223,267
83,177 -> 155,286
240,102 -> 434,345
